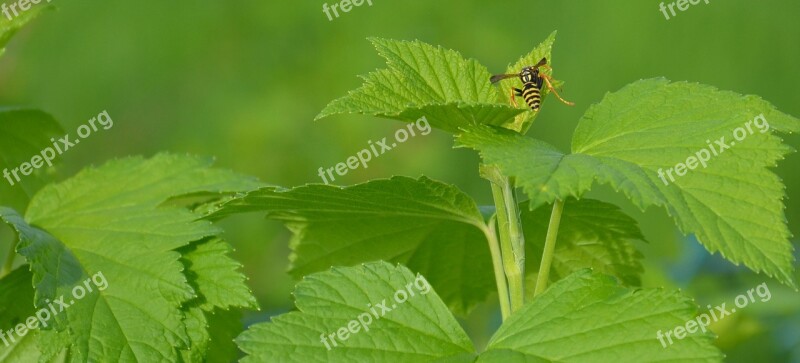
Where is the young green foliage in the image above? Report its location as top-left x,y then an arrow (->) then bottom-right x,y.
180,237 -> 259,311
236,263 -> 721,362
458,79 -> 799,287
179,238 -> 257,362
210,176 -> 649,317
316,33 -> 565,134
5,26 -> 790,362
231,31 -> 800,362
0,154 -> 261,362
480,270 -> 723,362
316,38 -> 529,133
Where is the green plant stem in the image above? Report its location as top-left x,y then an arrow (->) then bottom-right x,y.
534,199 -> 564,297
1,237 -> 18,278
490,182 -> 524,312
501,179 -> 525,277
482,217 -> 511,320
482,165 -> 525,313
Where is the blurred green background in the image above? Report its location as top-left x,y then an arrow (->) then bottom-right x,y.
0,1 -> 798,361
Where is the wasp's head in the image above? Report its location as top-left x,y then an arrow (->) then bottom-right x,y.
520,66 -> 539,83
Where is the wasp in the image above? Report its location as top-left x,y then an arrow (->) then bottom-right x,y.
490,57 -> 574,112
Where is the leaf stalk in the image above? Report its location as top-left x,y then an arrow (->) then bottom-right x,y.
482,164 -> 525,314
483,217 -> 511,320
534,199 -> 564,297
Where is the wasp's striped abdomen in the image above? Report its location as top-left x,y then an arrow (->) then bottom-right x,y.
521,82 -> 542,111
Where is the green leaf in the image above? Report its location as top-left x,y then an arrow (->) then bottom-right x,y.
458,78 -> 800,286
315,38 -> 525,133
0,154 -> 262,362
178,237 -> 255,362
0,109 -> 64,212
236,264 -> 722,363
480,270 -> 723,363
522,198 -> 645,292
236,261 -> 475,363
180,237 -> 259,311
180,306 -> 209,363
209,176 -> 495,316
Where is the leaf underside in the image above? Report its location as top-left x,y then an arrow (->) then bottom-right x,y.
209,176 -> 494,316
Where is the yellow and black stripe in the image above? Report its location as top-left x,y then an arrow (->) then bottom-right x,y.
521,82 -> 542,111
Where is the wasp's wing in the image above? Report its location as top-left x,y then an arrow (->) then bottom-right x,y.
490,74 -> 518,83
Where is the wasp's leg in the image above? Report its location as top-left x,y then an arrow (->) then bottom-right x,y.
539,75 -> 575,106
510,87 -> 523,108
539,64 -> 564,90
539,68 -> 564,92
538,64 -> 567,94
